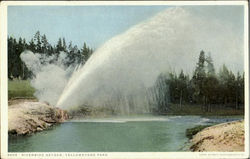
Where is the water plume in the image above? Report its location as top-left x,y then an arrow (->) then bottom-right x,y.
56,7 -> 243,114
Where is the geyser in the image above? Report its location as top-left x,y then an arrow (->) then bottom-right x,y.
56,7 -> 243,113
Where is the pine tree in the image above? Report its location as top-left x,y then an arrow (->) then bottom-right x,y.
81,42 -> 89,61
235,72 -> 242,109
192,50 -> 206,107
56,38 -> 63,53
203,53 -> 218,111
206,52 -> 215,76
8,32 -> 94,80
218,64 -> 230,106
239,73 -> 244,106
154,73 -> 169,113
167,72 -> 178,103
28,38 -> 36,52
34,31 -> 42,52
177,70 -> 187,108
18,37 -> 26,79
23,38 -> 28,49
41,34 -> 49,54
8,37 -> 15,79
62,38 -> 67,52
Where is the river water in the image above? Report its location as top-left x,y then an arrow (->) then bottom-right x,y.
8,115 -> 242,152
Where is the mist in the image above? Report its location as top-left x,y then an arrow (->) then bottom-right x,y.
20,7 -> 244,114
20,51 -> 77,105
56,7 -> 244,113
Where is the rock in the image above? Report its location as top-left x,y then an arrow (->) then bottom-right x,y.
8,101 -> 68,135
37,127 -> 43,131
190,120 -> 244,152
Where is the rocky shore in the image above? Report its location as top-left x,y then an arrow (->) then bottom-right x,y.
8,99 -> 68,135
190,120 -> 244,152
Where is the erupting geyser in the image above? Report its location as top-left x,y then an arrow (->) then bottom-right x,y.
34,7 -> 245,114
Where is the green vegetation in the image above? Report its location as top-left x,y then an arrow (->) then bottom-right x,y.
8,31 -> 93,80
186,125 -> 212,139
151,51 -> 244,115
8,32 -> 244,116
163,104 -> 244,116
8,80 -> 35,99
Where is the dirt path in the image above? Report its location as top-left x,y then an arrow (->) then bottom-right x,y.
190,120 -> 244,152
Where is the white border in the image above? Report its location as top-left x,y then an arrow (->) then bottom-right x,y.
0,1 -> 248,6
0,1 -> 249,159
0,1 -> 8,159
244,1 -> 249,155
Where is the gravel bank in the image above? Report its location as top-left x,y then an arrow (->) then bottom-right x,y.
190,120 -> 244,152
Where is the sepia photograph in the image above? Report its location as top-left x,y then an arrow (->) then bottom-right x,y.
0,1 -> 249,159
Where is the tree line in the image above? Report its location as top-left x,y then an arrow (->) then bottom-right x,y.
8,31 -> 93,80
151,50 -> 244,112
8,32 -> 244,112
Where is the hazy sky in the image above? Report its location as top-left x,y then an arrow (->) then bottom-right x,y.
8,5 -> 244,49
8,6 -> 168,49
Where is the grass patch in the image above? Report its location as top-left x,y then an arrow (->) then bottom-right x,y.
165,104 -> 244,116
186,125 -> 213,139
8,80 -> 35,99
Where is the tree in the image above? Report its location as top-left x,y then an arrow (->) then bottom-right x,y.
235,72 -> 241,109
177,70 -> 188,108
206,52 -> 215,76
153,73 -> 169,113
8,36 -> 16,79
218,64 -> 231,106
203,53 -> 218,111
192,50 -> 206,109
56,38 -> 63,53
203,75 -> 218,112
167,72 -> 178,104
81,42 -> 92,62
7,32 -> 94,80
66,41 -> 81,66
28,38 -> 36,52
18,38 -> 25,79
149,50 -> 244,114
34,31 -> 42,52
23,38 -> 28,49
41,34 -> 49,54
239,73 -> 244,107
62,38 -> 67,52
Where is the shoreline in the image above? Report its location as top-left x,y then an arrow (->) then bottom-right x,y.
8,99 -> 245,152
189,120 -> 244,152
8,99 -> 68,135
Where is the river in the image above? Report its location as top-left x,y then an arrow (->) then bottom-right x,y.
8,115 -> 242,152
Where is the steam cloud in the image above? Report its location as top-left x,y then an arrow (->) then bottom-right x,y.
56,7 -> 244,113
21,7 -> 244,114
20,51 -> 77,105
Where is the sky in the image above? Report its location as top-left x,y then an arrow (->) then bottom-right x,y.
8,6 -> 168,49
8,5 -> 244,49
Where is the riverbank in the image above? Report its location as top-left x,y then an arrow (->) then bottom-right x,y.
163,104 -> 244,116
8,99 -> 68,135
190,120 -> 244,152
